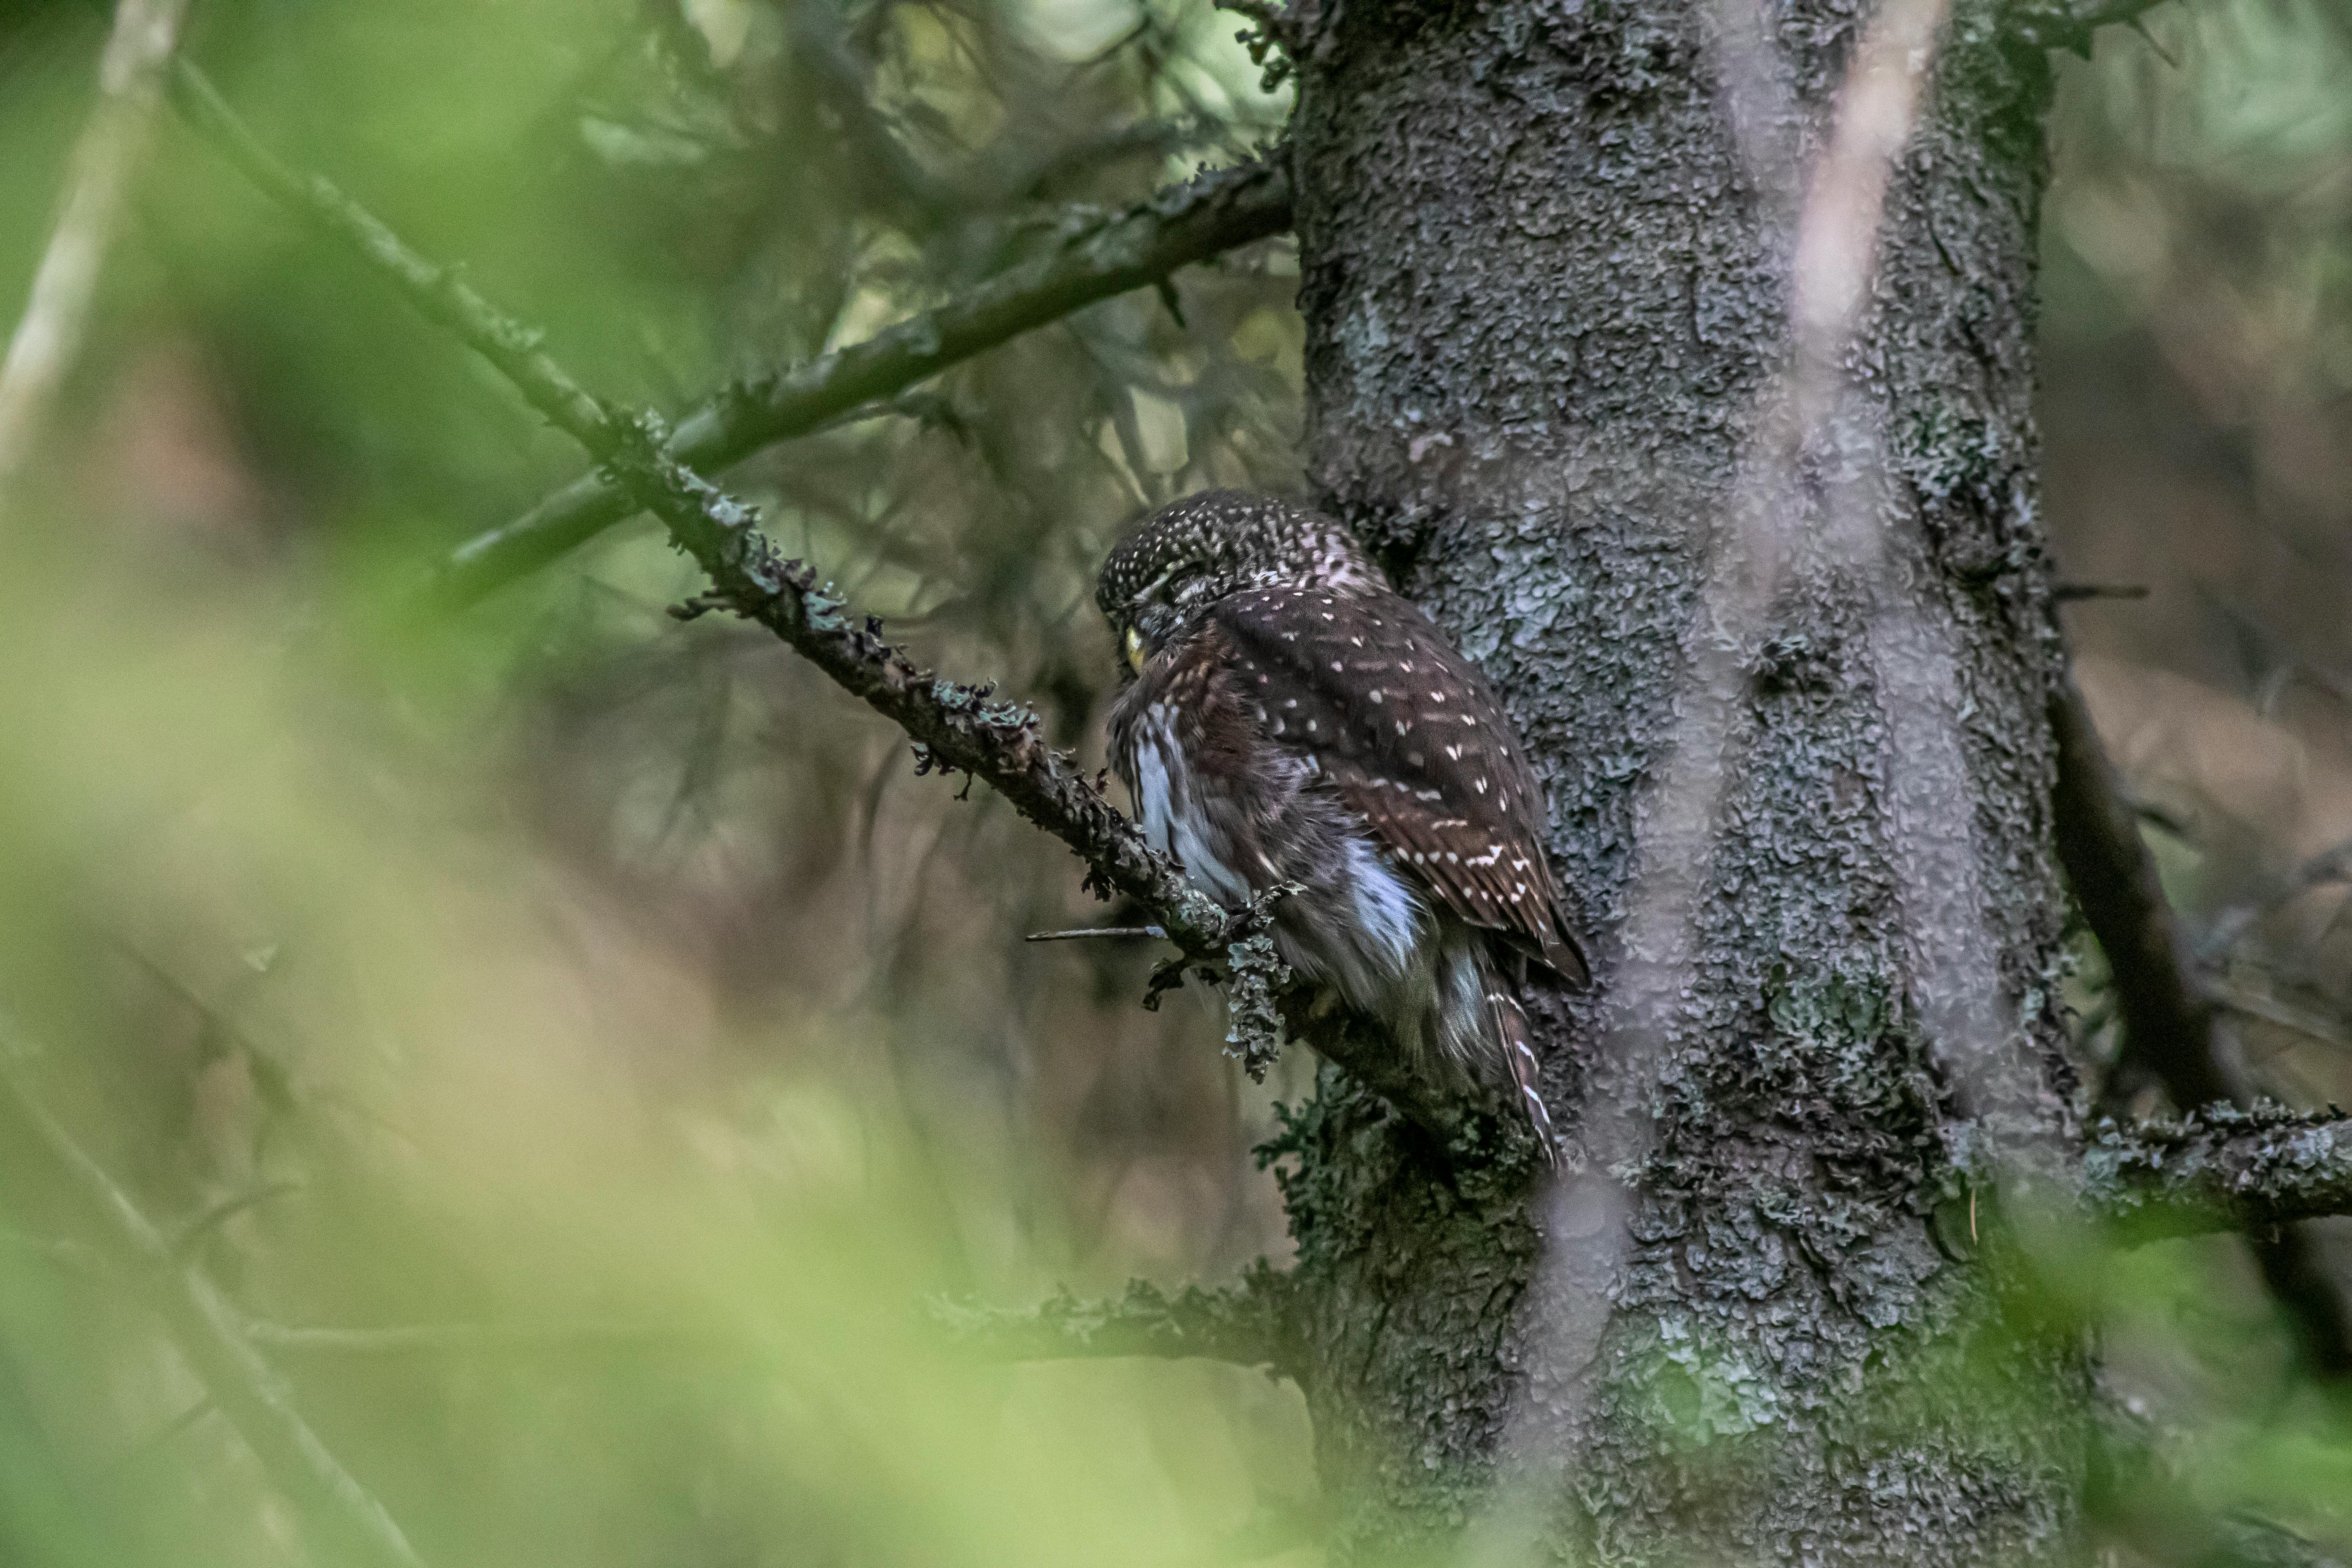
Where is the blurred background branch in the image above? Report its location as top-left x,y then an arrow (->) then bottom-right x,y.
930,1271 -> 1295,1374
0,1021 -> 429,1568
0,0 -> 188,486
2053,671 -> 2236,1110
433,155 -> 1294,605
2055,668 -> 2352,1377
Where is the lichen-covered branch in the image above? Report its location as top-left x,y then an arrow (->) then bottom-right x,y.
0,1020 -> 430,1568
431,157 -> 1296,606
2085,1106 -> 2352,1245
1215,0 -> 1301,91
2050,669 -> 2352,1373
1213,881 -> 1302,1083
176,59 -> 1221,931
168,61 -> 1479,1133
929,1271 -> 1297,1378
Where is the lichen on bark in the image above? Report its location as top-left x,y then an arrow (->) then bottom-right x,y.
1271,0 -> 2098,1559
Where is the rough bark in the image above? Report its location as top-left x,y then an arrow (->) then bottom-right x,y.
1270,1 -> 2090,1562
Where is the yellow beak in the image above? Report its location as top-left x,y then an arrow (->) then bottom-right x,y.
1124,625 -> 1146,674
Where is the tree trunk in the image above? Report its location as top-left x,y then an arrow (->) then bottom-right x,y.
1272,1 -> 2093,1561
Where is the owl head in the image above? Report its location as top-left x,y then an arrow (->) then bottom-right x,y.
1095,490 -> 1385,672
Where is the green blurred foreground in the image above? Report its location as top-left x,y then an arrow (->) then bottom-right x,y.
0,524 -> 1327,1566
0,0 -> 2347,1563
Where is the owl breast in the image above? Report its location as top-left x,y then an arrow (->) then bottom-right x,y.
1108,625 -> 1445,1053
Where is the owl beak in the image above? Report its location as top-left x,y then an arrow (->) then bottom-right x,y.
1123,625 -> 1146,674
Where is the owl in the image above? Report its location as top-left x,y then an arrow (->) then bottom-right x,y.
1097,490 -> 1588,1159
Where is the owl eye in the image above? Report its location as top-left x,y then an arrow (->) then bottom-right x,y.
1137,559 -> 1209,605
1162,563 -> 1208,597
1124,625 -> 1146,673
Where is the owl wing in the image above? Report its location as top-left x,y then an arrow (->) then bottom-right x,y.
1210,586 -> 1588,985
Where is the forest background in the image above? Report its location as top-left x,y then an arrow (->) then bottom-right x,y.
1,0 -> 2350,1563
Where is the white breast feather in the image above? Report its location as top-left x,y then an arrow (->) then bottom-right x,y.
1136,705 -> 1250,907
1132,702 -> 1426,1010
1341,834 -> 1424,975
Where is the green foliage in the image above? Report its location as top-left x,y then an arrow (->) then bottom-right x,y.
0,3 -> 1319,1564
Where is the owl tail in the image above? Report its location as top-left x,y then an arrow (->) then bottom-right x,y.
1488,985 -> 1560,1168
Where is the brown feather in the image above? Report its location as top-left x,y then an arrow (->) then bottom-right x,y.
1210,587 -> 1588,986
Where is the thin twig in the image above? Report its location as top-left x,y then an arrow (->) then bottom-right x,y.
2052,581 -> 2151,602
0,0 -> 193,486
2123,13 -> 2182,68
2208,978 -> 2352,1054
102,1399 -> 217,1477
0,1018 -> 430,1568
98,932 -> 300,1114
2130,794 -> 2195,841
1025,925 -> 1168,941
170,1179 -> 304,1263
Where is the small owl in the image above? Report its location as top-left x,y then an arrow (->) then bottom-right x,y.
1097,490 -> 1588,1159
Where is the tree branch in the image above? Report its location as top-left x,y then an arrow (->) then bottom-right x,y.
245,1320 -> 695,1358
2049,674 -> 2232,1107
2051,669 -> 2352,1376
2004,0 -> 2178,57
172,59 -> 1223,935
0,1020 -> 430,1568
167,61 -> 1482,1137
2086,1105 -> 2352,1246
928,1272 -> 1297,1378
0,0 -> 193,487
430,157 -> 1295,607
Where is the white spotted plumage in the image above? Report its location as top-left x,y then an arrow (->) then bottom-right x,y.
1098,490 -> 1588,1164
